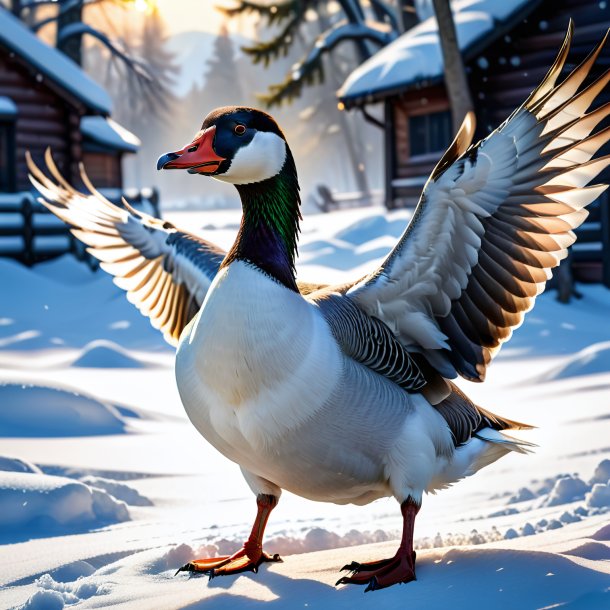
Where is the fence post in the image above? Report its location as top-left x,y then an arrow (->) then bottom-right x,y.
602,191 -> 610,289
21,196 -> 33,266
149,187 -> 160,218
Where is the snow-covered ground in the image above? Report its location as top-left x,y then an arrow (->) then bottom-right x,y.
1,206 -> 609,609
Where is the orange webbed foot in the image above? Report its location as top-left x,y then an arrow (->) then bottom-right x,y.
176,546 -> 282,578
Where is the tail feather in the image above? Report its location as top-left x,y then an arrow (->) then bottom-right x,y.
475,404 -> 535,432
465,428 -> 536,476
429,384 -> 536,492
435,380 -> 535,447
474,426 -> 537,455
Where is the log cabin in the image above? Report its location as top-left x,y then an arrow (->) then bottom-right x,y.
338,0 -> 610,286
0,7 -> 153,264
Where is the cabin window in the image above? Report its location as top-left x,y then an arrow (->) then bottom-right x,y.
408,110 -> 451,157
0,121 -> 16,192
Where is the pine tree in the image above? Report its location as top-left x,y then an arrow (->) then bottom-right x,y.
134,7 -> 179,126
200,24 -> 245,109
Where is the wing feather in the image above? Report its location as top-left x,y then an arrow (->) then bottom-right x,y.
27,154 -> 226,346
311,290 -> 426,392
347,24 -> 610,381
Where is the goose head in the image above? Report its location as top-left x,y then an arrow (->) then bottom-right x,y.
157,106 -> 290,186
158,106 -> 301,292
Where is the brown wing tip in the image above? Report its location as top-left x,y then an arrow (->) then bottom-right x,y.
429,110 -> 477,182
525,19 -> 573,111
461,111 -> 476,145
121,197 -> 143,218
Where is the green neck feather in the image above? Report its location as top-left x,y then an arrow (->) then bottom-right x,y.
221,151 -> 301,291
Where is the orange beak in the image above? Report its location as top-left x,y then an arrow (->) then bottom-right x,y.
157,125 -> 225,174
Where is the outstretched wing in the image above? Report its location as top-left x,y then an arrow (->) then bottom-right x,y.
28,152 -> 225,346
348,23 -> 610,381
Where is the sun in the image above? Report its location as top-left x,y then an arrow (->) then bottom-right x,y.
132,0 -> 156,13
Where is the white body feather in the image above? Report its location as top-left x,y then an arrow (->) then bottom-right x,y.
176,261 -> 512,505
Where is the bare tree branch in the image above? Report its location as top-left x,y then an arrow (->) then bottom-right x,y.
58,22 -> 154,80
369,0 -> 400,32
30,0 -> 106,31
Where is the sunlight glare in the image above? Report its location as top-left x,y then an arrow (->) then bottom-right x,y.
133,0 -> 155,13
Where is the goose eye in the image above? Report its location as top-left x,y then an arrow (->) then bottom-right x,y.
234,124 -> 246,136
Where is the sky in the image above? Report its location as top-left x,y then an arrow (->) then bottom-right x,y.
27,0 -> 253,40
155,0 -> 253,36
156,0 -> 228,35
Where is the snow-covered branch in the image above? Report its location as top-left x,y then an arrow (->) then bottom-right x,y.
217,0 -> 304,26
241,13 -> 303,66
258,20 -> 394,107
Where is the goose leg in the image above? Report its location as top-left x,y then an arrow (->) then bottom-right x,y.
176,494 -> 282,577
336,497 -> 419,591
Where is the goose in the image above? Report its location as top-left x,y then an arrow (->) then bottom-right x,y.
29,23 -> 610,591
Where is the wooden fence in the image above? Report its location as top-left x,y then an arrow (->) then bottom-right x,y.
1,187 -> 608,288
0,188 -> 160,265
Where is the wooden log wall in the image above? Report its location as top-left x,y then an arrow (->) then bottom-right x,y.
469,0 -> 610,141
0,52 -> 82,191
82,152 -> 122,188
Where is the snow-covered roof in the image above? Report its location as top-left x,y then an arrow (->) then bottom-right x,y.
0,8 -> 112,115
81,116 -> 140,153
338,0 -> 537,106
0,96 -> 17,118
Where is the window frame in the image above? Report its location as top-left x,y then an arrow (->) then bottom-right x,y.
407,109 -> 452,160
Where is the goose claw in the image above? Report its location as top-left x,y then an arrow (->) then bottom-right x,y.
334,553 -> 416,591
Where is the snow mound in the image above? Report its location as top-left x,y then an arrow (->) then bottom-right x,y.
564,542 -> 610,561
30,254 -> 99,286
0,471 -> 129,532
508,487 -> 535,504
545,475 -> 589,506
560,511 -> 581,524
20,590 -> 65,610
0,455 -> 41,474
50,561 -> 96,582
152,543 -> 197,572
538,341 -> 610,382
0,383 -> 126,437
334,214 -> 405,245
71,340 -> 148,369
590,459 -> 610,485
591,524 -> 610,541
586,482 -> 610,508
20,574 -> 108,609
80,476 -> 153,506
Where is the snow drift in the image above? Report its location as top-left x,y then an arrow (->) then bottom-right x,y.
0,471 -> 129,531
0,383 -> 126,437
